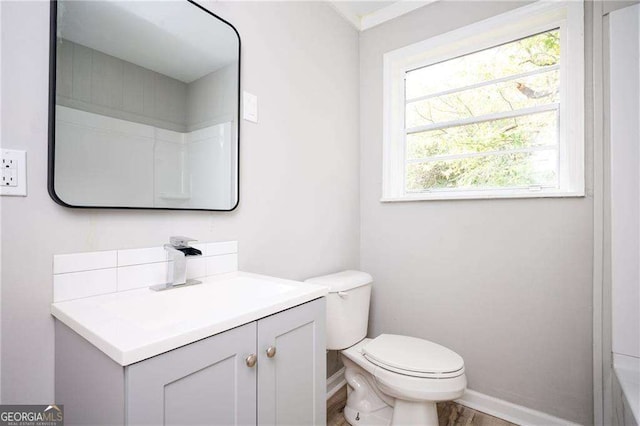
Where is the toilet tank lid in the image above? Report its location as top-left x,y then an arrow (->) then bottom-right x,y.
304,270 -> 373,293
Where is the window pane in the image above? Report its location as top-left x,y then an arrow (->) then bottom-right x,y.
406,110 -> 558,159
406,149 -> 558,192
406,70 -> 559,128
405,29 -> 560,101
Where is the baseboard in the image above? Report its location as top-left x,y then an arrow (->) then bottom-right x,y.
324,367 -> 578,425
456,389 -> 582,426
326,366 -> 346,400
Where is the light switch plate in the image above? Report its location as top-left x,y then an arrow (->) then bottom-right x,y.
0,149 -> 27,196
243,91 -> 258,123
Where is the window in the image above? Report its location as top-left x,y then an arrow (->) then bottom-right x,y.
382,1 -> 584,201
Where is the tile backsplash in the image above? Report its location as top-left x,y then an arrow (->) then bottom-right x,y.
53,241 -> 238,302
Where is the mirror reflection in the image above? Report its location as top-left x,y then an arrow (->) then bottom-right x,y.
51,0 -> 240,210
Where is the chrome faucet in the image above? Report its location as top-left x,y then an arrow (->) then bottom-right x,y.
150,236 -> 203,291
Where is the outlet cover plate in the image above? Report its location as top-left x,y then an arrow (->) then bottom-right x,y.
0,149 -> 27,196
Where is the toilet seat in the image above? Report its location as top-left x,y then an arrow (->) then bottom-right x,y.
362,334 -> 465,379
342,337 -> 468,408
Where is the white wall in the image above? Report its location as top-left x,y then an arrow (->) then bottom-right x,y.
55,106 -> 232,209
0,0 -> 3,404
56,39 -> 189,133
186,64 -> 238,131
186,123 -> 233,209
609,3 -> 640,360
359,2 -> 594,424
185,66 -> 239,206
55,106 -> 156,207
0,0 -> 359,403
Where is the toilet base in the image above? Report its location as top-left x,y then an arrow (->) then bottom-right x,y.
344,403 -> 393,426
343,361 -> 394,425
341,339 -> 465,426
344,395 -> 439,426
391,400 -> 438,426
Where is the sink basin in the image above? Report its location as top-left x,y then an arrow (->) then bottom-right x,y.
51,271 -> 328,365
101,276 -> 297,330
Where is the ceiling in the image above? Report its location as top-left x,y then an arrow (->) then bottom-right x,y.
328,0 -> 436,31
58,0 -> 434,81
340,1 -> 397,17
58,1 -> 238,83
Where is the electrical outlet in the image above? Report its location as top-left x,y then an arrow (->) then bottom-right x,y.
2,168 -> 17,187
0,149 -> 27,196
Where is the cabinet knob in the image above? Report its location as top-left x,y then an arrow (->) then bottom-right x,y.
266,346 -> 277,358
245,354 -> 257,368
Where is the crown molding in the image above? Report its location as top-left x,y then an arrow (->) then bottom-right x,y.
329,1 -> 438,31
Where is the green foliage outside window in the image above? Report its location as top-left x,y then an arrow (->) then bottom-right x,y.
404,30 -> 561,192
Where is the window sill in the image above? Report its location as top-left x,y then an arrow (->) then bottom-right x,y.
380,190 -> 585,202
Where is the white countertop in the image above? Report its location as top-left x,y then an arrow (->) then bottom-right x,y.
51,271 -> 328,366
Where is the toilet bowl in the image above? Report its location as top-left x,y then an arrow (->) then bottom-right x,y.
305,271 -> 466,426
341,337 -> 466,425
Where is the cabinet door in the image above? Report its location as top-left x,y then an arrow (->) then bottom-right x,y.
257,298 -> 326,425
126,322 -> 257,426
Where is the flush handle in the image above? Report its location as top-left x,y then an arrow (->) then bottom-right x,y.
266,346 -> 277,358
337,291 -> 349,298
245,354 -> 257,368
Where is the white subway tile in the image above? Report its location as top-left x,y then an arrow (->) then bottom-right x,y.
206,254 -> 238,276
53,251 -> 117,274
118,247 -> 167,267
118,262 -> 167,292
53,269 -> 117,302
186,257 -> 206,279
52,242 -> 240,300
206,241 -> 238,256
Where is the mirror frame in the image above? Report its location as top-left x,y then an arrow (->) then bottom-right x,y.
47,0 -> 241,211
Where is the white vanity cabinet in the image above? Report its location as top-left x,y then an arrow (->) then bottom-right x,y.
126,322 -> 258,425
55,298 -> 326,426
257,299 -> 326,425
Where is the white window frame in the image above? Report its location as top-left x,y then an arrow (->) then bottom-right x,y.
382,1 -> 585,202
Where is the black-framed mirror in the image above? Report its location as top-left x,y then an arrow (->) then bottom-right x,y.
48,0 -> 240,211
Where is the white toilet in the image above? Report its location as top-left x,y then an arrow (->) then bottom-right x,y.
306,271 -> 466,426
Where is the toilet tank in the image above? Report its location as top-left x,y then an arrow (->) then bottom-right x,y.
305,271 -> 372,350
